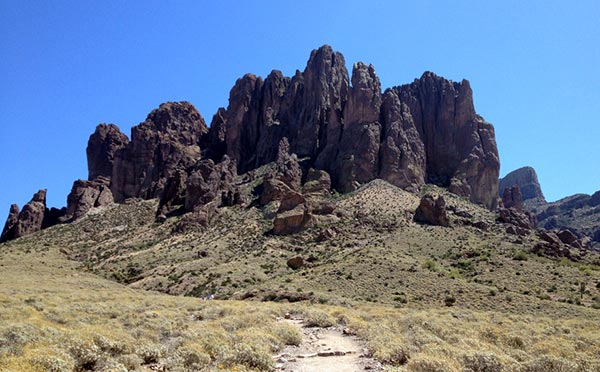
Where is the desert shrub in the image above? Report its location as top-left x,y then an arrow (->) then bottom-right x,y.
376,344 -> 410,366
274,322 -> 302,346
225,343 -> 273,370
162,345 -> 212,371
94,358 -> 128,372
137,343 -> 166,364
31,348 -> 76,372
117,353 -> 142,370
444,296 -> 456,307
303,309 -> 335,327
461,352 -> 504,372
67,337 -> 102,370
198,331 -> 230,360
504,335 -> 526,350
93,334 -> 132,355
519,355 -> 578,372
513,251 -> 529,261
0,323 -> 39,356
422,259 -> 438,272
177,346 -> 211,369
407,355 -> 458,372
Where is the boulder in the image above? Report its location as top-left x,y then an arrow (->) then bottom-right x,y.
157,170 -> 187,217
557,230 -> 578,246
539,231 -> 562,247
185,156 -> 239,211
174,202 -> 218,233
414,193 -> 449,227
502,185 -> 524,211
273,204 -> 310,235
260,138 -> 303,205
302,168 -> 331,196
286,256 -> 304,270
497,208 -> 536,229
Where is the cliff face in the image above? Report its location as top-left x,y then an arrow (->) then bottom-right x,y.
110,101 -> 209,202
206,45 -> 500,208
2,45 -> 502,242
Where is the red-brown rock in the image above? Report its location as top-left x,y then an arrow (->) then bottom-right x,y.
273,203 -> 310,235
65,177 -> 113,221
86,123 -> 129,181
302,168 -> 331,196
185,156 -> 239,211
414,193 -> 449,227
557,230 -> 578,246
112,101 -> 208,202
502,185 -> 524,211
0,204 -> 20,243
205,46 -> 500,210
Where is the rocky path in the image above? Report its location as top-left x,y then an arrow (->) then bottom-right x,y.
274,317 -> 382,372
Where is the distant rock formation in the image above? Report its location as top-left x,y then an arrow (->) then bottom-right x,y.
499,166 -> 546,207
535,192 -> 600,250
1,45 -> 504,241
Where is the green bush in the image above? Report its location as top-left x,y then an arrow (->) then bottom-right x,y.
513,251 -> 529,261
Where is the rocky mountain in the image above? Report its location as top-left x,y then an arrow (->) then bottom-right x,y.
1,45 -> 503,241
500,166 -> 600,250
499,166 -> 546,208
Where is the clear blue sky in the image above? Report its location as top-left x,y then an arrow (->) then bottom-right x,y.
1,1 -> 599,214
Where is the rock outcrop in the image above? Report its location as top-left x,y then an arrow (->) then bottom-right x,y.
499,166 -> 546,207
65,177 -> 114,221
185,156 -> 240,211
0,204 -> 20,243
414,193 -> 449,227
1,190 -> 49,242
535,191 -> 600,250
87,123 -> 130,181
112,101 -> 208,202
502,185 -> 524,211
207,45 -> 500,209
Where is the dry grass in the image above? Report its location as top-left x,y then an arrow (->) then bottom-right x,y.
1,242 -> 599,371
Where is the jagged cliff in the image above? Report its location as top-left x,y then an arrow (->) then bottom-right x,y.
206,46 -> 499,208
1,45 -> 501,241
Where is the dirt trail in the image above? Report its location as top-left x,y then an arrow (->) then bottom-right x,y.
274,317 -> 382,372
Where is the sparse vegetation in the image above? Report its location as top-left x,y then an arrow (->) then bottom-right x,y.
1,182 -> 600,371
